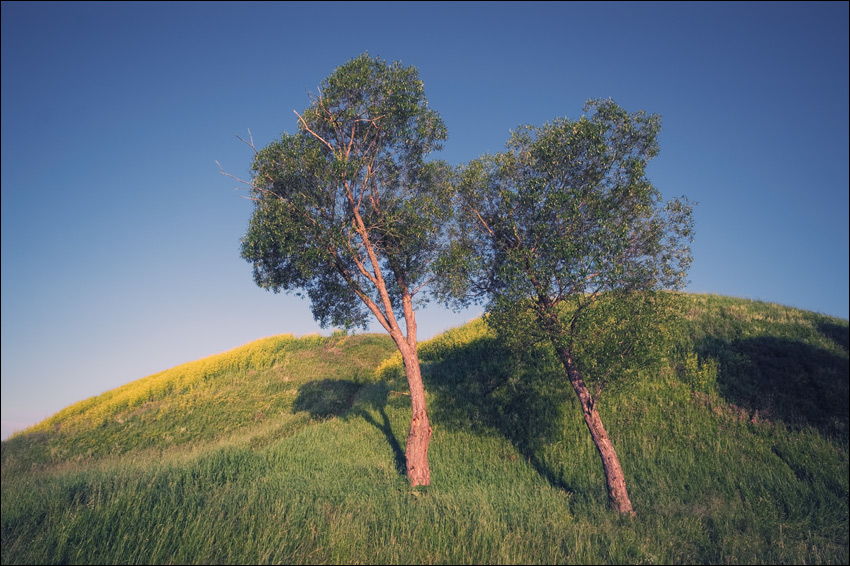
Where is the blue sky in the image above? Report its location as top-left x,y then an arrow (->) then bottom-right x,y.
2,1 -> 848,440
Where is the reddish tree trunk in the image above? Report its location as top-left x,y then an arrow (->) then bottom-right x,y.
393,292 -> 432,486
556,346 -> 635,515
398,344 -> 432,486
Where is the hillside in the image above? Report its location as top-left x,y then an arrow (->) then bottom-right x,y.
2,294 -> 848,564
1,332 -> 398,468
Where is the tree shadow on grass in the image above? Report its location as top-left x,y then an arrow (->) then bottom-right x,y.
697,335 -> 849,441
420,334 -> 580,497
292,379 -> 406,475
352,381 -> 406,474
292,379 -> 361,420
817,320 -> 850,352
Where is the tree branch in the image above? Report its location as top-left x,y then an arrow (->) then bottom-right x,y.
294,109 -> 335,152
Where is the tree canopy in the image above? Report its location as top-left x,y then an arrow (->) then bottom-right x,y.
241,54 -> 451,334
443,99 -> 692,311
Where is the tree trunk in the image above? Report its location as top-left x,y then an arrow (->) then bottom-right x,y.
555,346 -> 635,515
398,344 -> 432,486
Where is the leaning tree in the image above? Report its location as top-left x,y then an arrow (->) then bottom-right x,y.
238,54 -> 451,486
439,99 -> 694,513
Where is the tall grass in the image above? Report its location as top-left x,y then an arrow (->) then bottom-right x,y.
2,295 -> 847,564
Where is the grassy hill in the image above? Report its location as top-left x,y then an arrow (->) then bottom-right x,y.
2,294 -> 847,564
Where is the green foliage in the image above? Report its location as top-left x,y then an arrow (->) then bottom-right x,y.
2,295 -> 848,564
439,99 -> 694,395
240,53 -> 451,330
440,99 -> 693,307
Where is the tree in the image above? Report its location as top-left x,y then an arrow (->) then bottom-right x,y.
439,99 -> 694,514
238,54 -> 450,486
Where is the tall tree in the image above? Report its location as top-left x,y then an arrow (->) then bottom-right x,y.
439,99 -> 694,513
238,54 -> 450,486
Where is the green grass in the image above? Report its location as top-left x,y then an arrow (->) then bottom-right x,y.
2,294 -> 848,564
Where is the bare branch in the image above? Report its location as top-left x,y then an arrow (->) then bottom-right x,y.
216,160 -> 255,190
234,128 -> 259,154
470,206 -> 495,237
293,109 -> 335,152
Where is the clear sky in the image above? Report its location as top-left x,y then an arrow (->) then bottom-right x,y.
2,1 -> 848,440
